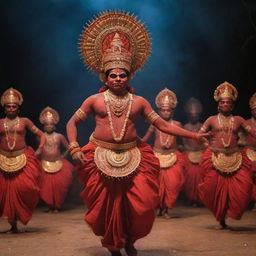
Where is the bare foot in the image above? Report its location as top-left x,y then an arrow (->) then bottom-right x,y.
163,212 -> 171,219
215,220 -> 229,230
125,243 -> 137,256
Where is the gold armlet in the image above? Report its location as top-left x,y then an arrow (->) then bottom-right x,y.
75,108 -> 87,121
146,111 -> 160,124
245,125 -> 252,132
31,125 -> 39,133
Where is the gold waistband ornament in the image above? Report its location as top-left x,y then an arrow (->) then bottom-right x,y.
246,148 -> 256,162
41,159 -> 63,173
154,150 -> 177,168
211,151 -> 242,175
188,150 -> 203,164
0,153 -> 27,173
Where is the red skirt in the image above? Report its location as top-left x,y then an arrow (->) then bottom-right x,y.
77,142 -> 160,251
183,151 -> 203,202
0,147 -> 41,225
242,147 -> 256,201
198,148 -> 253,221
158,151 -> 184,209
40,159 -> 73,209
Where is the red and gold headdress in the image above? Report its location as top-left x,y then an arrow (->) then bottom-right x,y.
249,93 -> 256,110
213,81 -> 238,102
1,87 -> 23,107
39,106 -> 60,125
155,88 -> 177,109
79,11 -> 151,82
184,97 -> 202,114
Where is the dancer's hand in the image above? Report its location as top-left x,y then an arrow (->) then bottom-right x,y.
72,151 -> 87,165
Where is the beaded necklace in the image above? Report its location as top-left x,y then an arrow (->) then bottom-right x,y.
217,113 -> 234,148
4,117 -> 20,150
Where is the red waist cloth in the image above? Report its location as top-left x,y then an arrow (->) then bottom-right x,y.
242,147 -> 256,201
77,142 -> 160,251
198,148 -> 253,221
0,147 -> 41,225
158,150 -> 184,209
39,159 -> 73,209
183,151 -> 203,202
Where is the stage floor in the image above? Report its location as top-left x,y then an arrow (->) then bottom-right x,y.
0,205 -> 255,256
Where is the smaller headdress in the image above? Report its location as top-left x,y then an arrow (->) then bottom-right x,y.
1,87 -> 23,107
39,107 -> 59,125
155,88 -> 177,109
249,92 -> 256,110
213,81 -> 238,102
184,97 -> 202,114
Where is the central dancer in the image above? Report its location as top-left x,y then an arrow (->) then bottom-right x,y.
66,11 -> 207,256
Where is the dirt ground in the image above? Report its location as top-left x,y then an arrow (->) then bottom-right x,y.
0,204 -> 255,256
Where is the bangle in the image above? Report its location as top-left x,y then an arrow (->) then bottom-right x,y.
68,141 -> 80,151
70,147 -> 81,156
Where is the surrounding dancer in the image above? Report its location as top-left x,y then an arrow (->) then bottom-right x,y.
38,107 -> 73,212
198,82 -> 253,229
0,88 -> 45,233
142,88 -> 184,218
66,11 -> 207,256
182,97 -> 205,206
243,93 -> 256,210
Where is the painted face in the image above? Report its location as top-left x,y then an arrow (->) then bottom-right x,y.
4,103 -> 19,119
106,68 -> 129,93
187,111 -> 200,123
44,123 -> 55,133
218,98 -> 234,114
158,106 -> 173,120
251,108 -> 256,119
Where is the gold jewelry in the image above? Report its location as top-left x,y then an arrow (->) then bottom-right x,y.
41,159 -> 63,173
68,141 -> 80,150
155,88 -> 177,109
0,152 -> 27,173
153,150 -> 177,168
104,90 -> 133,142
105,90 -> 130,117
146,111 -> 160,124
217,113 -> 234,148
39,107 -> 59,124
246,148 -> 256,162
188,150 -> 203,164
75,108 -> 87,121
4,117 -> 20,150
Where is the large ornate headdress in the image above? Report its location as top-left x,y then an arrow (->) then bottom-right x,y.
1,87 -> 23,107
249,92 -> 256,110
39,106 -> 60,125
155,88 -> 177,109
79,11 -> 151,82
213,81 -> 238,102
184,97 -> 202,114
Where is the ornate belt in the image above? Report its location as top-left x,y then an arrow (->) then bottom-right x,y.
91,136 -> 141,178
0,148 -> 27,173
153,149 -> 177,168
246,148 -> 256,162
211,151 -> 242,175
41,159 -> 63,173
188,150 -> 203,164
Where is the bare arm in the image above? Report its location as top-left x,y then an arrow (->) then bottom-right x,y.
141,125 -> 154,142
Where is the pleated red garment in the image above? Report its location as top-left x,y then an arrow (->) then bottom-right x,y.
198,148 -> 253,221
158,150 -> 184,209
0,147 -> 41,225
242,148 -> 256,201
77,142 -> 160,251
39,159 -> 73,209
183,152 -> 204,202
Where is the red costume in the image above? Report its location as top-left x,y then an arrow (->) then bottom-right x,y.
77,140 -> 159,250
0,147 -> 41,224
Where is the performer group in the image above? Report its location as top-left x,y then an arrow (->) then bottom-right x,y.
0,10 -> 255,256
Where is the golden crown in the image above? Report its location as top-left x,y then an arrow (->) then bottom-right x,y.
1,87 -> 23,107
39,106 -> 60,124
155,88 -> 177,109
213,81 -> 238,102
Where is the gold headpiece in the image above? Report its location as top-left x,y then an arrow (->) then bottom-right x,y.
1,87 -> 23,107
39,107 -> 60,125
249,93 -> 256,110
214,81 -> 238,102
184,97 -> 202,114
155,88 -> 177,109
79,10 -> 151,82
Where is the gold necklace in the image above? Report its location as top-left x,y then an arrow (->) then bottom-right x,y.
159,121 -> 174,147
104,91 -> 133,142
4,117 -> 20,150
217,113 -> 234,148
105,90 -> 131,117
